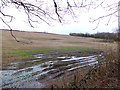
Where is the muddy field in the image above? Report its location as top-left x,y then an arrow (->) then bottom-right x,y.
1,30 -> 116,88
1,51 -> 105,88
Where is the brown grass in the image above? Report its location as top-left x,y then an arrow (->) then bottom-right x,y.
2,30 -> 107,49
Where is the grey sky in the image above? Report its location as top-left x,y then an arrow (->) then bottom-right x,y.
0,0 -> 118,35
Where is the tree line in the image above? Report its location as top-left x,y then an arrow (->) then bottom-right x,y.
69,32 -> 118,41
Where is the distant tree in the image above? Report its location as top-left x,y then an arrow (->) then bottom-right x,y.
69,32 -> 118,41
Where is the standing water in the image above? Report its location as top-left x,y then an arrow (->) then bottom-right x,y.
1,53 -> 105,88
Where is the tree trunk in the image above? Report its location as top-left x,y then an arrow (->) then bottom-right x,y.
118,1 -> 120,88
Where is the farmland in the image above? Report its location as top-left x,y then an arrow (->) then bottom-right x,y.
1,30 -> 118,88
2,30 -> 109,64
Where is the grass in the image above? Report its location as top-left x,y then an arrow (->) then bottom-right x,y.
46,43 -> 118,88
2,30 -> 118,88
3,47 -> 98,56
2,30 -> 106,64
2,47 -> 99,64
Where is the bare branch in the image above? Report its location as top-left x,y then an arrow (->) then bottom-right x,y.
93,19 -> 100,30
0,9 -> 14,23
105,15 -> 112,26
0,17 -> 19,42
30,12 -> 50,25
90,10 -> 118,23
93,0 -> 106,9
53,0 -> 62,23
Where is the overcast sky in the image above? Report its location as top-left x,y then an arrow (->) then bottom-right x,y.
0,0 -> 118,35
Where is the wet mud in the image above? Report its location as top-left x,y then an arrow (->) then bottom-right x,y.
1,52 -> 105,88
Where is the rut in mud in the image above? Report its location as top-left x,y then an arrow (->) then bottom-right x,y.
1,52 -> 105,88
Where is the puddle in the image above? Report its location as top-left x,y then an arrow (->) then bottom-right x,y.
1,53 -> 105,88
35,54 -> 44,59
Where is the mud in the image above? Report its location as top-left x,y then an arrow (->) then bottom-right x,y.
1,52 -> 105,88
